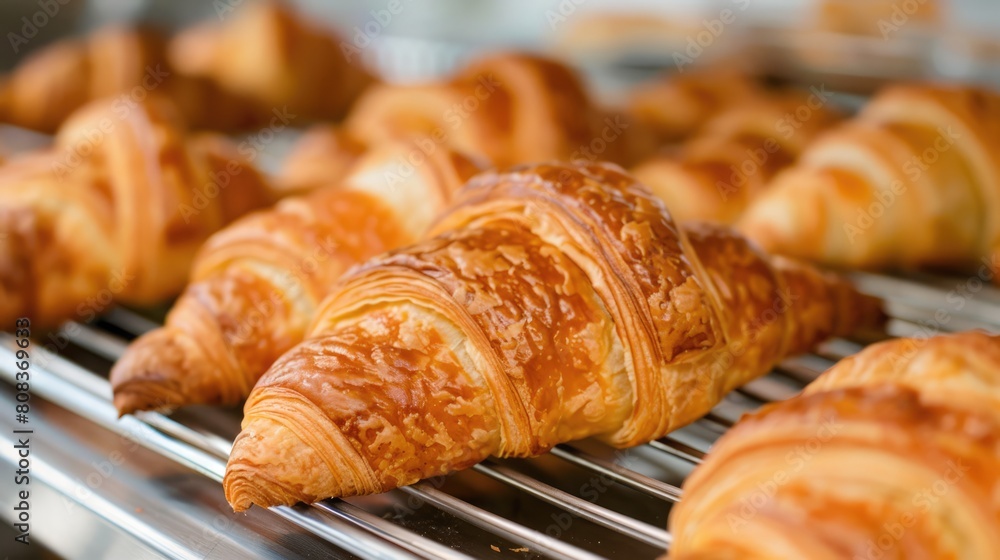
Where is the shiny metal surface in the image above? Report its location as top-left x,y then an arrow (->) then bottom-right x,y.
2,269 -> 998,559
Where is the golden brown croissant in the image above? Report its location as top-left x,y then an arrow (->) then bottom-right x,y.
670,330 -> 1000,559
342,52 -> 655,167
628,71 -> 765,145
222,161 -> 884,511
739,84 -> 1000,282
0,96 -> 273,330
632,92 -> 843,223
168,1 -> 374,124
110,139 -> 484,414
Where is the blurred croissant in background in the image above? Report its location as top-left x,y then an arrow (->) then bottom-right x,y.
339,52 -> 657,167
0,95 -> 274,330
0,1 -> 373,133
110,137 -> 484,414
633,88 -> 843,223
739,83 -> 1000,284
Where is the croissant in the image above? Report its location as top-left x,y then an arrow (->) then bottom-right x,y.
168,0 -> 374,124
342,52 -> 655,167
0,25 -> 167,133
222,161 -> 884,511
110,139 -> 484,414
739,84 -> 1000,282
273,125 -> 368,195
628,71 -> 765,145
669,330 -> 1000,559
0,3 -> 372,133
632,92 -> 843,223
0,96 -> 273,330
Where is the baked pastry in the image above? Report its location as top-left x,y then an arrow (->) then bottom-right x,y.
670,330 -> 1000,559
0,96 -> 273,329
628,71 -> 765,145
274,125 -> 368,195
0,26 -> 170,132
110,139 -> 483,414
342,52 -> 656,167
222,161 -> 884,511
739,84 -> 1000,282
0,3 -> 372,133
168,0 -> 373,124
632,92 -> 843,223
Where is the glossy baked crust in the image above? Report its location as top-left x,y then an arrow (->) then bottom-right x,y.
223,161 -> 884,511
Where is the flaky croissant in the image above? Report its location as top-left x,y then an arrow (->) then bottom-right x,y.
0,96 -> 273,330
739,84 -> 1000,282
670,330 -> 1000,559
168,0 -> 373,124
223,161 -> 884,511
342,52 -> 655,167
632,92 -> 842,223
110,139 -> 484,414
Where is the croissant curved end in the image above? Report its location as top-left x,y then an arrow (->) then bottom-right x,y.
110,328 -> 232,415
224,394 -> 378,511
224,415 -> 315,512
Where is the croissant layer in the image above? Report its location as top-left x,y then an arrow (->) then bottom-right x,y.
670,331 -> 1000,560
110,140 -> 483,414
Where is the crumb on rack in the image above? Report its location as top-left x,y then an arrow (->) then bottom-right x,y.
490,544 -> 501,552
510,547 -> 530,553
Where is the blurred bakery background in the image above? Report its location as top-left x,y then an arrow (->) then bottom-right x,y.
4,0 -> 999,165
3,0 -> 1000,88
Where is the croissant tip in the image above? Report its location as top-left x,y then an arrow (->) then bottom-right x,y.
111,381 -> 184,416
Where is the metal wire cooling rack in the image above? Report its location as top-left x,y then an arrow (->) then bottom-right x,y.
1,269 -> 998,559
